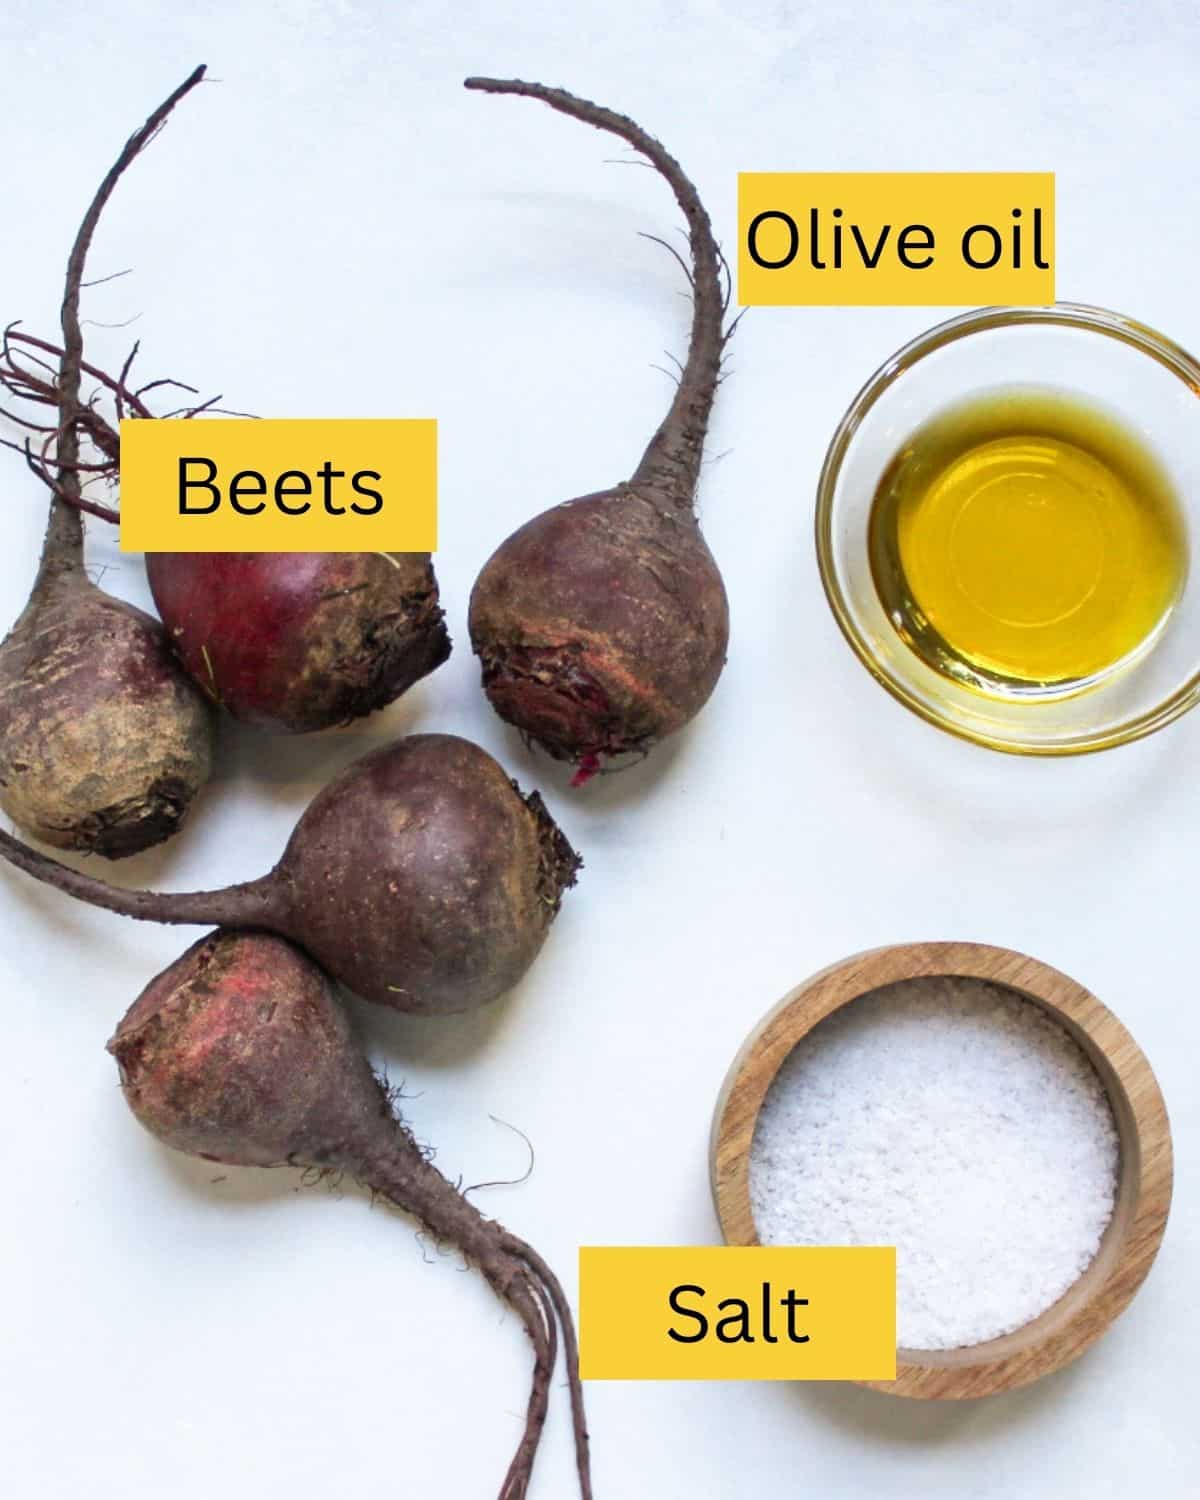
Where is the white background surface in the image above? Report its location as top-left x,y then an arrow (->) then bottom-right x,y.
1,2 -> 1196,1496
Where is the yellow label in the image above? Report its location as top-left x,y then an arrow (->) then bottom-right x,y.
578,1246 -> 896,1381
119,418 -> 437,552
738,172 -> 1054,306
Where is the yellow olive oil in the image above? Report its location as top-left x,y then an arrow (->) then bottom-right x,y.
868,385 -> 1187,697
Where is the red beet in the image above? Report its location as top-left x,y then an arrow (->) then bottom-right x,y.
0,732 -> 579,1014
109,928 -> 592,1499
146,550 -> 450,732
465,80 -> 732,784
0,68 -> 214,857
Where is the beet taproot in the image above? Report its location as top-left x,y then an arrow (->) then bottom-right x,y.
109,928 -> 592,1499
465,79 -> 732,785
145,550 -> 450,733
0,68 -> 214,857
0,732 -> 578,1014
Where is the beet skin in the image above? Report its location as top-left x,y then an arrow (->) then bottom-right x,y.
146,550 -> 449,733
470,488 -> 728,766
111,930 -> 374,1166
0,561 -> 213,857
272,732 -> 579,1012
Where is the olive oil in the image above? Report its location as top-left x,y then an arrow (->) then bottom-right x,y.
868,385 -> 1187,697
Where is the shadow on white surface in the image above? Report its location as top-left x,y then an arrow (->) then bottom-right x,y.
208,673 -> 438,801
791,1351 -> 1092,1441
157,1144 -> 307,1208
154,1138 -> 465,1280
443,186 -> 677,302
354,953 -> 545,1072
2,848 -> 113,950
490,705 -> 702,812
819,635 -> 1196,843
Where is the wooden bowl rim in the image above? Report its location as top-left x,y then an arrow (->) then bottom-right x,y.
709,941 -> 1173,1399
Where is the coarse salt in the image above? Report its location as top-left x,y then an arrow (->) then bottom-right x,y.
749,976 -> 1120,1351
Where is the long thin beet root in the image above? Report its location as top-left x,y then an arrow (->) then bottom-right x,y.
465,79 -> 732,784
0,68 -> 214,856
109,929 -> 592,1499
0,732 -> 579,1014
145,550 -> 451,732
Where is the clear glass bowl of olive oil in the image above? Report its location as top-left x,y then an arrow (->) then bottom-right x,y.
816,304 -> 1200,754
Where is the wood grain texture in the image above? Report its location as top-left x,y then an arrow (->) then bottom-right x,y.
709,941 -> 1173,1399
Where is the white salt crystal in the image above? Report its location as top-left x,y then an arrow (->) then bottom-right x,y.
749,976 -> 1120,1351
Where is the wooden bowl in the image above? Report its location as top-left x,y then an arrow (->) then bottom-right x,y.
710,941 -> 1173,1399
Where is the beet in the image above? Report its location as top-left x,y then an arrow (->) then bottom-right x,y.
0,732 -> 579,1014
109,928 -> 592,1499
465,79 -> 732,784
145,550 -> 450,733
0,68 -> 214,857
0,514 -> 213,857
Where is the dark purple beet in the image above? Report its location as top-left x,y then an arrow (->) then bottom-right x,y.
109,928 -> 592,1499
0,68 -> 214,857
0,733 -> 579,1015
465,80 -> 731,784
145,550 -> 450,733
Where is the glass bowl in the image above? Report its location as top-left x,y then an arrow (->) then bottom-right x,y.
815,303 -> 1200,754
